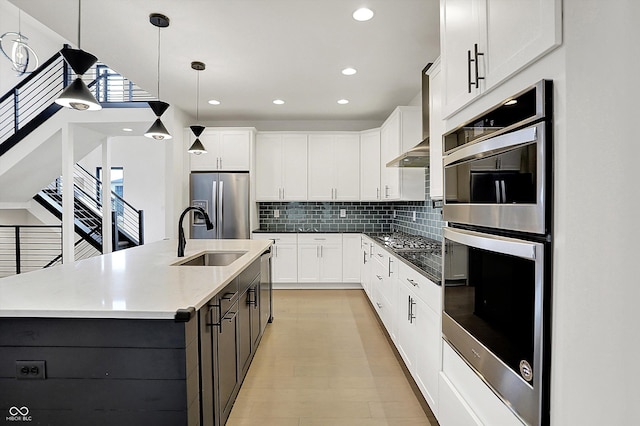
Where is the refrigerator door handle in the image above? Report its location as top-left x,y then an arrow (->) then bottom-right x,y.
218,180 -> 224,238
212,181 -> 217,232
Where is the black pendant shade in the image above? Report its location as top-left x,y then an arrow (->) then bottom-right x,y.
190,125 -> 205,137
187,138 -> 206,155
59,46 -> 97,75
56,47 -> 102,111
144,118 -> 172,140
147,100 -> 170,117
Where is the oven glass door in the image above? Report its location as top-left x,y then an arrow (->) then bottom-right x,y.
443,122 -> 548,235
443,226 -> 546,425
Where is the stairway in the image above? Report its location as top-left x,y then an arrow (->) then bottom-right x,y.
33,164 -> 143,253
0,47 -> 150,268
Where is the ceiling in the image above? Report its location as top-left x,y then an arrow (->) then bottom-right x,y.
10,0 -> 440,125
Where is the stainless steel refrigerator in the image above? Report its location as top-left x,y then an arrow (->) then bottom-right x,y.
190,172 -> 250,239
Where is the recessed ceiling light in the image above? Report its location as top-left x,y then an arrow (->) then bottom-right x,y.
122,128 -> 133,132
337,99 -> 349,105
273,99 -> 285,105
353,7 -> 374,21
208,99 -> 221,105
342,67 -> 357,76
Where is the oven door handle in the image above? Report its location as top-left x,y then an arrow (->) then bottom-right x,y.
444,227 -> 540,260
443,123 -> 540,167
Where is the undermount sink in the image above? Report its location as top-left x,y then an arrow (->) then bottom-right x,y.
174,251 -> 247,267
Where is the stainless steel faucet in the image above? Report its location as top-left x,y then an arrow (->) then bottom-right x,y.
177,206 -> 213,257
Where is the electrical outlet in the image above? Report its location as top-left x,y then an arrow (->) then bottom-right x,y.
393,210 -> 396,218
16,360 -> 46,380
412,211 -> 416,222
274,209 -> 280,218
340,209 -> 346,218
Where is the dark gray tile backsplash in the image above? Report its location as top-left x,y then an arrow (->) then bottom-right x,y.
258,170 -> 444,240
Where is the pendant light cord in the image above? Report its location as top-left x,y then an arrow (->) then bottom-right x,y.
157,27 -> 161,100
77,0 -> 81,49
196,69 -> 200,121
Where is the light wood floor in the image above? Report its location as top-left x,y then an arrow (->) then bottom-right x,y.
227,289 -> 435,426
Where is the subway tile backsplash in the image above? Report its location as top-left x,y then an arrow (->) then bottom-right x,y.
258,170 -> 445,240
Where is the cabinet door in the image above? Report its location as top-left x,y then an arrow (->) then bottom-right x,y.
307,135 -> 335,201
297,244 -> 321,282
282,134 -> 308,200
440,0 -> 483,118
219,131 -> 251,171
413,297 -> 440,413
255,134 -> 282,201
238,288 -> 253,376
483,0 -> 562,89
342,234 -> 362,283
319,243 -> 343,282
217,304 -> 239,426
395,284 -> 416,370
380,117 -> 400,200
428,60 -> 444,200
190,129 -> 221,171
360,130 -> 381,200
273,243 -> 298,283
334,134 -> 360,201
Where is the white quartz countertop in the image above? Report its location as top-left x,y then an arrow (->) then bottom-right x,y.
0,238 -> 272,320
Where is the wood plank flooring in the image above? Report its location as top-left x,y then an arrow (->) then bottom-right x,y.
227,289 -> 435,426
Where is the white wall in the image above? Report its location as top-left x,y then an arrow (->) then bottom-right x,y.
551,1 -> 640,424
0,0 -> 66,94
80,135 -> 167,244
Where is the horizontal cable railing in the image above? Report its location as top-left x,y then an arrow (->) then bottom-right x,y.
0,224 -> 62,278
0,46 -> 152,155
74,163 -> 143,246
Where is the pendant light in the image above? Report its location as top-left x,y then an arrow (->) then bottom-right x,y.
55,0 -> 101,111
144,13 -> 172,140
188,61 -> 207,155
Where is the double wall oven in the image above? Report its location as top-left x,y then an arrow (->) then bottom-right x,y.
442,80 -> 552,426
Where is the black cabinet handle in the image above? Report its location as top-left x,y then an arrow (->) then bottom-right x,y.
467,49 -> 473,93
474,43 -> 485,87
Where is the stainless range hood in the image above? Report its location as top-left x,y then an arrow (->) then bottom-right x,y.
387,62 -> 432,168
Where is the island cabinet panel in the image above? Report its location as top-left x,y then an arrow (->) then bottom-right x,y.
199,257 -> 264,426
0,317 -> 199,426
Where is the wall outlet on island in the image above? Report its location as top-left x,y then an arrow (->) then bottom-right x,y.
340,209 -> 346,218
412,211 -> 416,222
274,209 -> 280,218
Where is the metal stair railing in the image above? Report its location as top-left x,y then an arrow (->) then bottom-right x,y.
0,224 -> 62,278
0,46 -> 153,157
37,165 -> 144,251
74,163 -> 144,246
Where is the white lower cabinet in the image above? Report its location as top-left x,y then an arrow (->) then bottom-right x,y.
252,233 -> 297,283
396,262 -> 441,415
297,234 -> 343,283
342,234 -> 362,283
440,342 -> 525,426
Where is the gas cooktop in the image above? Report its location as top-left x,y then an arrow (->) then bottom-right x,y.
375,233 -> 441,253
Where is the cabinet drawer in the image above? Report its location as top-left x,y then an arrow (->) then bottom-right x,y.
253,233 -> 297,245
399,262 -> 440,313
217,280 -> 239,315
297,233 -> 342,245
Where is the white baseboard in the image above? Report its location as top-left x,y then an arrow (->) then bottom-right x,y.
273,282 -> 363,290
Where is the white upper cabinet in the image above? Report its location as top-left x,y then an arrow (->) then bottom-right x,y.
190,128 -> 252,171
380,106 -> 425,201
308,134 -> 360,201
360,129 -> 382,201
440,0 -> 562,117
428,59 -> 444,200
256,133 -> 308,201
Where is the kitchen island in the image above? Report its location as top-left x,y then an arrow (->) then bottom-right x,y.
0,238 -> 272,426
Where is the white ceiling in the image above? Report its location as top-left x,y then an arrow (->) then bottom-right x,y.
10,0 -> 439,125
